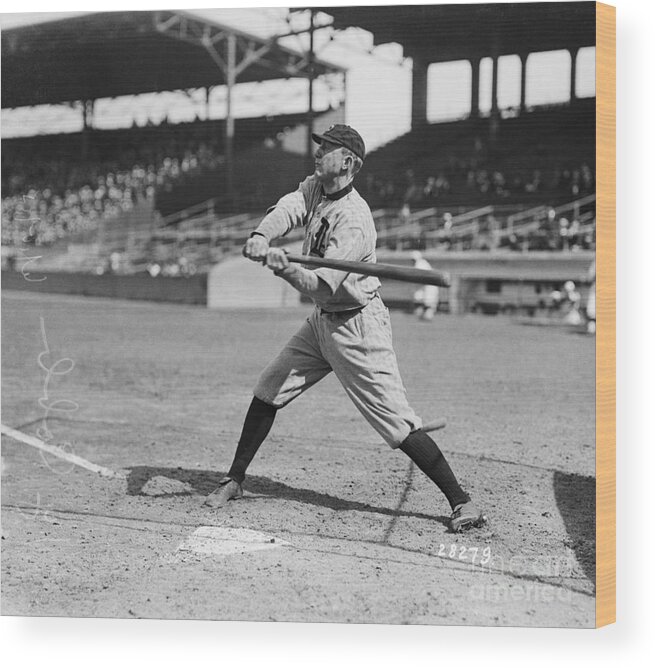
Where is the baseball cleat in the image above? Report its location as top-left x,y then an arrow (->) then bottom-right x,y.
449,501 -> 486,532
203,476 -> 243,508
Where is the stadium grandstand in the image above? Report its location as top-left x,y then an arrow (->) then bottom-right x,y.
324,2 -> 596,255
1,9 -> 344,274
2,5 -> 596,303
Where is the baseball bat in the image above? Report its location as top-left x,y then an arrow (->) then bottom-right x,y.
285,253 -> 451,287
422,418 -> 447,432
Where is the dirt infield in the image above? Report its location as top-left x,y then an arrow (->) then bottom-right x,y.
1,290 -> 595,627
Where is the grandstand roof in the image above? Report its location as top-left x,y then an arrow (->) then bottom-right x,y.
1,10 -> 344,109
320,2 -> 596,62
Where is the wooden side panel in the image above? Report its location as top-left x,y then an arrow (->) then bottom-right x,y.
595,1 -> 616,629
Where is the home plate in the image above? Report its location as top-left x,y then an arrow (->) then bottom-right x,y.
176,526 -> 290,557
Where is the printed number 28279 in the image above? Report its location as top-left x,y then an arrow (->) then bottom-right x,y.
437,544 -> 491,564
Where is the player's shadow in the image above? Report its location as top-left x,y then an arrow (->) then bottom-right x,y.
124,466 -> 450,527
553,471 -> 596,583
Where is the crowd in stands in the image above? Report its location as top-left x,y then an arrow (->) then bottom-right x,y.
360,103 -> 595,208
506,207 -> 596,252
1,109 -> 321,246
1,136 -> 222,247
381,202 -> 595,254
2,105 -> 596,262
362,161 -> 595,209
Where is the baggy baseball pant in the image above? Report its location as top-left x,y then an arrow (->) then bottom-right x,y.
254,294 -> 422,447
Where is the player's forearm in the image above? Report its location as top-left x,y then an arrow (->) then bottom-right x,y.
253,208 -> 289,242
273,264 -> 333,301
255,190 -> 306,241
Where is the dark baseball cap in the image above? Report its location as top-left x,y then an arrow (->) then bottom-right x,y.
312,124 -> 366,161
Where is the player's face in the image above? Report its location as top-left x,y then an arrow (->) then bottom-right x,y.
314,140 -> 348,181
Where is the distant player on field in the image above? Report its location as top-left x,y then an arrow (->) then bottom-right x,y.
204,125 -> 485,532
411,251 -> 439,321
585,260 -> 596,334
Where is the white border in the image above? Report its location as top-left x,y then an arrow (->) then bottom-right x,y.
1,0 -> 652,666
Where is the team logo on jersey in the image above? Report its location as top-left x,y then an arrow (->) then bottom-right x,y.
310,217 -> 330,257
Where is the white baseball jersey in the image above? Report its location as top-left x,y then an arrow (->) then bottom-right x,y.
255,175 -> 381,312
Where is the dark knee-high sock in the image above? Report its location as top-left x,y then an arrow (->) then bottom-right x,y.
399,429 -> 470,510
226,396 -> 277,484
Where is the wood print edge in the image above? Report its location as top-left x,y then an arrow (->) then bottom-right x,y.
595,0 -> 616,629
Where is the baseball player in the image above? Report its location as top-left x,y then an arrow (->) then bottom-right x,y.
204,125 -> 485,532
562,280 -> 582,325
411,251 -> 439,320
585,260 -> 596,334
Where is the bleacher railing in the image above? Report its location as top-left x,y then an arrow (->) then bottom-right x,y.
111,193 -> 596,274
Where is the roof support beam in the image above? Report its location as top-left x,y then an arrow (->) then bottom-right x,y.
2,10 -> 343,110
202,39 -> 228,74
234,41 -> 272,78
306,8 -> 316,172
569,47 -> 579,103
519,52 -> 528,113
154,12 -> 180,32
225,32 -> 236,204
152,10 -> 343,206
273,21 -> 333,40
411,56 -> 428,129
470,56 -> 480,118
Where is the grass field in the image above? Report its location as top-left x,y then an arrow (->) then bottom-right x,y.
1,289 -> 595,626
